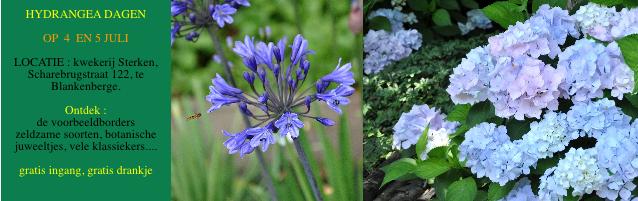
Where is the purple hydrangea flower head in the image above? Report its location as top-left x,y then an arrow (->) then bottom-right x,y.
573,3 -> 619,42
447,46 -> 494,104
207,34 -> 355,157
392,104 -> 459,155
364,29 -> 421,74
211,4 -> 236,28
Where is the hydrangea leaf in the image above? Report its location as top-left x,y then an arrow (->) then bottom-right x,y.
446,177 -> 477,201
616,34 -> 638,93
416,125 -> 430,158
487,181 -> 515,201
466,101 -> 495,127
474,190 -> 488,201
447,104 -> 470,122
438,0 -> 461,10
530,156 -> 559,175
590,0 -> 624,6
433,25 -> 461,36
482,1 -> 526,28
433,9 -> 453,26
531,0 -> 567,12
505,119 -> 532,140
428,146 -> 449,160
368,16 -> 393,32
414,158 -> 450,179
626,0 -> 638,8
407,0 -> 430,11
380,158 -> 417,186
460,0 -> 479,9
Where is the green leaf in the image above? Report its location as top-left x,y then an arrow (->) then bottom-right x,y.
466,101 -> 495,127
590,0 -> 624,6
428,146 -> 449,160
474,190 -> 488,201
505,119 -> 532,140
368,16 -> 392,32
408,0 -> 431,11
531,0 -> 567,12
438,0 -> 461,10
617,34 -> 638,93
380,158 -> 417,186
531,156 -> 559,175
447,177 -> 478,201
433,9 -> 453,26
482,2 -> 526,28
627,93 -> 638,108
460,0 -> 479,9
414,159 -> 450,179
564,191 -> 579,201
626,0 -> 638,8
447,104 -> 471,122
433,25 -> 461,36
487,182 -> 515,201
416,125 -> 430,158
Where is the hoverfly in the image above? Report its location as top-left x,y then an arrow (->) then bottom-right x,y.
186,113 -> 202,120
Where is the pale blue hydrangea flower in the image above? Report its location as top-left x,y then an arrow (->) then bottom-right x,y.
363,29 -> 421,74
458,9 -> 492,35
566,98 -> 631,139
499,178 -> 538,201
595,125 -> 638,200
459,123 -> 515,184
611,7 -> 638,39
446,46 -> 495,104
539,148 -> 604,198
531,5 -> 579,58
573,3 -> 619,41
520,112 -> 571,159
392,104 -> 459,156
488,56 -> 564,120
557,39 -> 634,102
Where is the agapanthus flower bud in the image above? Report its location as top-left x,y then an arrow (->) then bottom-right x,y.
258,92 -> 268,104
316,81 -> 328,93
171,23 -> 181,46
239,102 -> 253,116
226,0 -> 250,7
255,42 -> 274,70
188,13 -> 197,24
171,0 -> 189,16
185,31 -> 199,41
314,117 -> 335,126
257,67 -> 266,81
290,35 -> 310,65
243,71 -> 255,86
304,96 -> 312,111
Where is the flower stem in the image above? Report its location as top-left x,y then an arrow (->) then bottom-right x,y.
207,25 -> 279,201
293,138 -> 323,201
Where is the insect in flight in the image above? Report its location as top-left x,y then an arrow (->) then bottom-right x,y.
186,113 -> 202,120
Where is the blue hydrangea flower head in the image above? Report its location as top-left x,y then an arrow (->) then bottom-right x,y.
392,104 -> 459,152
206,34 -> 355,157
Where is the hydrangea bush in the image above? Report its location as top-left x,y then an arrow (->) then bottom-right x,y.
380,1 -> 638,200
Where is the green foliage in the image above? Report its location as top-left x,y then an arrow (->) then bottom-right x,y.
363,34 -> 491,173
617,34 -> 638,93
466,101 -> 496,127
433,9 -> 453,26
482,1 -> 526,28
368,16 -> 393,32
414,159 -> 451,179
487,182 -> 515,201
446,177 -> 478,201
590,0 -> 625,6
416,125 -> 430,158
380,158 -> 418,186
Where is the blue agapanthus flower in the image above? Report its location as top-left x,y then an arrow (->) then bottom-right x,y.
207,34 -> 355,157
170,0 -> 250,45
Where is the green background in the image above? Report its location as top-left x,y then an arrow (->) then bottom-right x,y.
1,1 -> 170,200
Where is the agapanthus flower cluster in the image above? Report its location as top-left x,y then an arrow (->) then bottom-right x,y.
363,29 -> 422,74
206,34 -> 355,157
448,5 -> 635,120
458,9 -> 493,35
460,111 -> 572,185
367,9 -> 417,32
557,39 -> 634,102
171,0 -> 250,45
573,3 -> 638,41
392,104 -> 459,159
